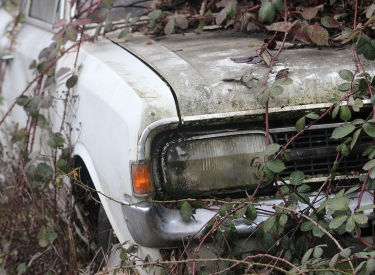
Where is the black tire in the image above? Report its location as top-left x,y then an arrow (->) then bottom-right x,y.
97,205 -> 118,269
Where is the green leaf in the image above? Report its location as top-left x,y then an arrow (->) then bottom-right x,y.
37,226 -> 49,247
104,21 -> 113,33
215,219 -> 238,250
313,247 -> 323,258
66,75 -> 78,89
127,244 -> 138,253
65,26 -> 78,41
37,61 -> 48,73
352,214 -> 368,224
364,122 -> 375,137
313,221 -> 326,237
371,95 -> 375,105
278,214 -> 288,227
263,215 -> 276,232
272,0 -> 284,11
344,186 -> 359,195
301,221 -> 313,231
355,261 -> 366,274
180,201 -> 193,221
233,205 -> 247,219
332,104 -> 340,119
366,258 -> 375,274
364,159 -> 375,171
259,1 -> 275,22
346,216 -> 355,232
302,248 -> 313,264
339,105 -> 351,121
17,262 -> 27,275
57,159 -> 70,174
340,247 -> 351,258
295,116 -> 305,131
130,17 -> 140,25
48,133 -> 66,148
306,112 -> 319,119
46,231 -> 57,242
102,0 -> 115,8
329,215 -> 348,229
268,85 -> 284,96
219,203 -> 233,216
330,124 -> 355,139
94,23 -> 103,37
118,28 -> 129,38
290,170 -> 304,185
16,95 -> 30,106
338,82 -> 350,91
329,253 -> 339,268
357,204 -> 375,212
245,205 -> 257,220
297,184 -> 311,193
351,129 -> 361,149
148,9 -> 162,20
339,70 -> 353,81
264,143 -> 281,156
259,88 -> 270,104
120,249 -> 127,261
197,20 -> 205,33
266,159 -> 286,173
29,59 -> 37,69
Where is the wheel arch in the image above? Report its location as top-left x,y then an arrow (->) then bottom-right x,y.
72,142 -> 124,242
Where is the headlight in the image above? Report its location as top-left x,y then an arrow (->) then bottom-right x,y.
160,130 -> 268,196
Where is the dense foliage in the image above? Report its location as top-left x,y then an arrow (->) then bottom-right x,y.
2,0 -> 375,275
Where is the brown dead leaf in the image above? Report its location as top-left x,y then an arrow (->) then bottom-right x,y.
289,20 -> 311,44
275,69 -> 289,80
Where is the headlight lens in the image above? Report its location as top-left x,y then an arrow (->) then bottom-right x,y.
160,130 -> 268,196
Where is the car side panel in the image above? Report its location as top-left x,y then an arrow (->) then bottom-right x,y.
55,37 -> 178,245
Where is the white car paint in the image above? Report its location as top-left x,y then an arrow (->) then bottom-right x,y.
0,2 -> 177,270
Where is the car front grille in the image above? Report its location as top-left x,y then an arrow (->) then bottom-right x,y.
271,124 -> 372,178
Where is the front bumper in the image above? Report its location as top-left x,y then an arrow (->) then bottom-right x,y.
121,192 -> 372,248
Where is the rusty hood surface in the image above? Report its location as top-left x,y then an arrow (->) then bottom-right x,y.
115,31 -> 373,118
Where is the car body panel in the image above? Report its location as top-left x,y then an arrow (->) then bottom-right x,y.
2,2 -> 375,274
118,31 -> 375,118
0,3 -> 177,249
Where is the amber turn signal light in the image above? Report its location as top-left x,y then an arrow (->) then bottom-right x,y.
131,163 -> 153,195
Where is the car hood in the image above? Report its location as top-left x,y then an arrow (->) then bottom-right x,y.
113,31 -> 374,119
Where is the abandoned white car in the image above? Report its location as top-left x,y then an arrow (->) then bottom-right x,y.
1,0 -> 375,274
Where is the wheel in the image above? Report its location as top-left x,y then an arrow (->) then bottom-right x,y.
97,205 -> 118,269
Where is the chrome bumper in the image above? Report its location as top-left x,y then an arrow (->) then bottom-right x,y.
121,192 -> 372,248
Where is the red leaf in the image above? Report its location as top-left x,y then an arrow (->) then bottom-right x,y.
52,28 -> 65,41
146,40 -> 153,45
302,7 -> 318,20
55,67 -> 70,78
175,15 -> 188,29
53,19 -> 67,29
321,16 -> 340,28
70,18 -> 91,27
164,19 -> 175,35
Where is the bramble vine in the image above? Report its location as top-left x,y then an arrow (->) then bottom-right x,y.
3,0 -> 375,275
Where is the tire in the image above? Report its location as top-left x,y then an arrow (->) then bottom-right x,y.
97,205 -> 118,269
